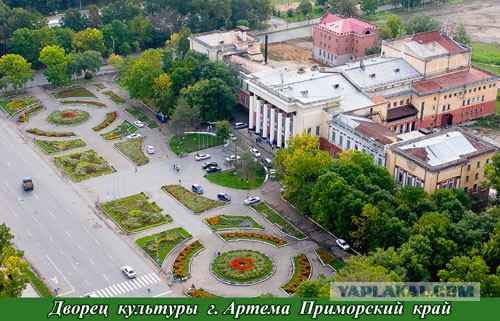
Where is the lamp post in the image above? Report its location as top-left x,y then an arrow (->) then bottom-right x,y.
110,36 -> 116,54
155,235 -> 162,268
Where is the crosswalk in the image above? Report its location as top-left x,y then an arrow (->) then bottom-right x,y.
93,273 -> 162,297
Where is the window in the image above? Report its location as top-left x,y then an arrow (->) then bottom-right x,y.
345,47 -> 348,51
387,103 -> 390,108
345,38 -> 348,42
447,104 -> 451,110
434,97 -> 437,101
316,125 -> 320,136
442,180 -> 448,189
442,105 -> 446,111
394,102 -> 397,107
486,158 -> 490,164
329,35 -> 331,40
467,164 -> 471,171
307,128 -> 311,134
347,140 -> 351,149
400,100 -> 404,105
320,41 -> 322,46
466,175 -> 470,182
473,183 -> 478,192
331,132 -> 335,142
444,95 -> 447,99
477,161 -> 481,168
433,106 -> 436,110
336,38 -> 338,43
339,135 -> 343,145
475,173 -> 479,179
464,187 -> 468,193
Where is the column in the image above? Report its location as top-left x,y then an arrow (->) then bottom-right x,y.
284,115 -> 291,148
262,102 -> 269,138
291,113 -> 296,138
277,111 -> 283,148
249,93 -> 254,129
269,106 -> 276,144
255,98 -> 261,134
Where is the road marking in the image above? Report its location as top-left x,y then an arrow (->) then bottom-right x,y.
46,254 -> 75,293
154,291 -> 173,297
71,263 -> 77,270
34,194 -> 39,200
32,215 -> 39,223
76,244 -> 82,250
102,274 -> 109,282
103,288 -> 113,297
121,282 -> 133,291
96,289 -> 107,298
93,238 -> 100,246
150,274 -> 161,282
27,230 -> 32,237
66,208 -> 72,214
84,280 -> 89,286
65,231 -> 72,238
48,211 -> 55,219
6,161 -> 11,167
83,226 -> 89,233
115,283 -> 126,293
90,273 -> 161,297
49,236 -> 54,243
36,242 -> 40,247
111,285 -> 122,294
142,274 -> 154,284
36,174 -> 41,179
22,157 -> 27,164
59,249 -> 64,255
106,252 -> 114,261
11,211 -> 17,217
107,286 -> 118,296
89,258 -> 95,265
51,191 -> 56,197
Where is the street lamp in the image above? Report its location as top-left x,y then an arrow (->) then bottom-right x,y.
155,235 -> 162,268
110,36 -> 116,54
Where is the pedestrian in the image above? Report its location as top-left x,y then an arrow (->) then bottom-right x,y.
176,166 -> 179,173
191,283 -> 196,289
173,164 -> 176,170
134,166 -> 137,173
147,287 -> 151,293
179,179 -> 181,185
217,251 -> 221,257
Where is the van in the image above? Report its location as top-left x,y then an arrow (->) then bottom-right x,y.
191,184 -> 203,194
156,112 -> 167,123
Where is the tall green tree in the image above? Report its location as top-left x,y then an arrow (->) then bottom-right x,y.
328,0 -> 361,18
0,223 -> 30,297
485,153 -> 500,193
61,8 -> 89,32
360,0 -> 378,16
169,97 -> 201,135
405,14 -> 440,35
453,23 -> 471,45
72,28 -> 106,53
39,45 -> 71,87
0,53 -> 34,90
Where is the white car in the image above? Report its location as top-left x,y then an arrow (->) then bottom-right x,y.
84,292 -> 99,298
126,133 -> 142,140
133,120 -> 145,128
146,146 -> 155,154
233,122 -> 248,129
336,239 -> 350,251
195,153 -> 211,161
121,265 -> 137,279
249,147 -> 261,158
228,133 -> 237,141
225,155 -> 241,162
244,196 -> 260,205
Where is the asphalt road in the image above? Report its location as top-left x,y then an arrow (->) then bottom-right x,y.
0,121 -> 173,298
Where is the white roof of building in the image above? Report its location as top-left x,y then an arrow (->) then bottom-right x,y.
399,131 -> 478,166
405,41 -> 449,58
249,67 -> 373,111
191,30 -> 258,48
339,57 -> 422,90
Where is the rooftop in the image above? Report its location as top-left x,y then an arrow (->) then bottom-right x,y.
333,114 -> 398,145
189,29 -> 258,49
248,66 -> 373,111
391,128 -> 497,169
339,57 -> 423,90
413,67 -> 497,94
316,12 -> 377,35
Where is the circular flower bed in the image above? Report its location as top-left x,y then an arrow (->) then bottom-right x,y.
211,250 -> 275,284
47,109 -> 90,126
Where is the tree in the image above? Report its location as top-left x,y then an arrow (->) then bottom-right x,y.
297,0 -> 313,19
101,0 -> 142,25
127,15 -> 153,50
39,45 -> 71,87
67,50 -> 103,80
0,54 -> 34,90
360,0 -> 378,16
125,60 -> 162,100
102,20 -> 130,55
335,255 -> 402,282
485,153 -> 500,193
169,97 -> 201,135
294,277 -> 332,298
61,8 -> 89,32
216,120 -> 231,142
9,28 -> 43,66
72,28 -> 106,53
107,54 -> 124,72
329,0 -> 361,18
384,14 -> 405,39
453,23 -> 471,45
405,14 -> 440,35
0,223 -> 30,297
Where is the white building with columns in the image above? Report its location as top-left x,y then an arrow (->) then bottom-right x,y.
245,66 -> 374,147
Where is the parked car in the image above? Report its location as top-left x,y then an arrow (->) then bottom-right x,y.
206,166 -> 222,174
262,158 -> 273,168
133,120 -> 145,128
126,133 -> 141,140
228,133 -> 237,141
336,239 -> 350,251
217,193 -> 231,202
249,147 -> 261,158
146,146 -> 155,154
280,185 -> 287,194
121,265 -> 136,279
191,184 -> 204,194
244,196 -> 260,205
202,161 -> 218,169
84,292 -> 99,298
268,168 -> 276,180
233,122 -> 248,129
156,112 -> 167,123
195,153 -> 211,161
22,177 -> 34,191
225,155 -> 241,162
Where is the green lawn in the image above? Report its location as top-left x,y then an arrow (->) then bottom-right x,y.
35,139 -> 86,154
471,42 -> 500,66
169,133 -> 224,155
162,185 -> 225,214
114,137 -> 149,166
100,192 -> 171,233
136,227 -> 192,266
100,120 -> 137,140
315,247 -> 344,271
52,87 -> 96,99
27,268 -> 52,298
54,150 -> 115,181
0,97 -> 39,116
104,90 -> 126,104
205,167 -> 266,190
473,62 -> 500,76
47,109 -> 90,126
252,202 -> 306,239
126,107 -> 159,129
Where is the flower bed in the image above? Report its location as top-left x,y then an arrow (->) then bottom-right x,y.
100,192 -> 171,233
0,97 -> 39,116
314,248 -> 344,271
218,231 -> 288,247
60,100 -> 106,108
114,137 -> 149,165
126,107 -> 159,129
162,185 -> 225,214
104,90 -> 126,104
100,120 -> 137,140
17,105 -> 45,123
47,109 -> 90,126
27,128 -> 75,137
186,288 -> 219,298
94,83 -> 106,89
172,240 -> 204,278
204,215 -> 264,230
93,112 -> 117,131
52,87 -> 96,99
211,250 -> 275,284
281,254 -> 311,295
252,203 -> 306,240
54,149 -> 115,181
35,139 -> 86,154
136,228 -> 191,266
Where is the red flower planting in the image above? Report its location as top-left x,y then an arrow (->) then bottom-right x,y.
230,258 -> 254,271
61,111 -> 77,118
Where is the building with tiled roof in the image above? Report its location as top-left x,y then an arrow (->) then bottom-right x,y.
313,13 -> 379,66
386,127 -> 497,194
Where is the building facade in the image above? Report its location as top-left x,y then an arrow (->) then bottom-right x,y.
386,128 -> 497,195
313,13 -> 379,67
